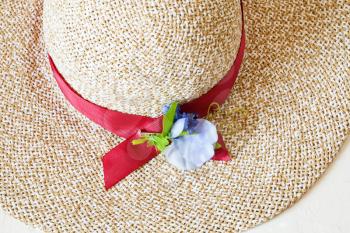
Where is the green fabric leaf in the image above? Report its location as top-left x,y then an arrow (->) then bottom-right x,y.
132,134 -> 170,152
131,103 -> 179,152
148,135 -> 170,152
162,102 -> 178,136
131,137 -> 148,145
179,131 -> 189,137
214,142 -> 222,150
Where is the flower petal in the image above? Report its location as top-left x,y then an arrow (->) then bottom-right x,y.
163,140 -> 185,169
170,118 -> 186,138
186,138 -> 215,168
164,134 -> 215,170
192,119 -> 218,144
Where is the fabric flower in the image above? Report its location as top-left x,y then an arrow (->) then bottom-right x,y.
137,102 -> 219,170
164,118 -> 218,170
163,104 -> 198,133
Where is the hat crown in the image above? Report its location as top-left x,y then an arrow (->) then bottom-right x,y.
44,0 -> 242,116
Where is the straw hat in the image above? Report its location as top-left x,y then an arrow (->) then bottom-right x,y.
0,0 -> 349,232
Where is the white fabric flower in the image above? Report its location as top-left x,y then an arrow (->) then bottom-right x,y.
164,119 -> 218,170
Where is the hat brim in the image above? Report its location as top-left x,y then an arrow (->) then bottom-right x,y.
1,0 -> 349,232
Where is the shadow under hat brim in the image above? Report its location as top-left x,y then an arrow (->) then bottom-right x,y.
0,0 -> 349,232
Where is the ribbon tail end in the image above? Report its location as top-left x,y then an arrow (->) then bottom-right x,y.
101,134 -> 158,190
102,155 -> 118,190
212,150 -> 231,161
212,133 -> 231,161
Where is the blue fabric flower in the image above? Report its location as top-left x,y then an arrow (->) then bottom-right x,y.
136,103 -> 219,170
176,112 -> 198,134
162,104 -> 198,134
164,119 -> 218,170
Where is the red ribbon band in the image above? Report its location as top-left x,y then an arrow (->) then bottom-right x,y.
48,7 -> 245,190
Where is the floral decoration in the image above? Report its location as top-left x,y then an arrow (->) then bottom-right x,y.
133,102 -> 221,170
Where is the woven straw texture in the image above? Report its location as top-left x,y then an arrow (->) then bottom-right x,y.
1,0 -> 349,233
43,0 -> 242,117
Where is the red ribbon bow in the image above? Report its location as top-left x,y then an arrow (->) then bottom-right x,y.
48,9 -> 245,190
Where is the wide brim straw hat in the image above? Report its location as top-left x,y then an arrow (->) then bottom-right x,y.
1,0 -> 349,232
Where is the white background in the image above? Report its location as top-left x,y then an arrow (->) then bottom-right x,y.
1,137 -> 349,233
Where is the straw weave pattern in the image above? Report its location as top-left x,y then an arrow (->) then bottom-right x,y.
0,0 -> 349,232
